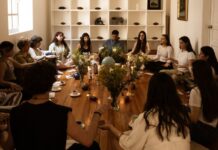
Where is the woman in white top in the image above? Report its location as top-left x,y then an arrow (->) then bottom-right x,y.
49,32 -> 70,61
146,34 -> 173,73
130,31 -> 150,55
173,36 -> 196,73
29,35 -> 45,61
100,73 -> 190,150
189,60 -> 218,149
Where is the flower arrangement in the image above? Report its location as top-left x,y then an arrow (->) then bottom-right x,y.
98,64 -> 127,110
98,46 -> 126,64
72,50 -> 90,81
127,53 -> 151,71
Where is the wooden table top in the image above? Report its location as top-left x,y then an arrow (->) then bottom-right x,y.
53,70 -> 188,150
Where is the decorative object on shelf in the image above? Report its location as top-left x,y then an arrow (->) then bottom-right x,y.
177,0 -> 188,21
98,64 -> 127,111
115,7 -> 121,10
152,36 -> 158,40
95,7 -> 101,10
153,22 -> 159,25
134,37 -> 138,40
76,22 -> 82,25
58,6 -> 66,9
77,6 -> 83,10
60,22 -> 66,25
110,17 -> 124,25
133,22 -> 140,25
95,17 -> 104,25
97,36 -> 103,39
147,0 -> 161,10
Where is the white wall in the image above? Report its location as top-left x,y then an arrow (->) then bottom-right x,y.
170,0 -> 205,55
0,0 -> 50,51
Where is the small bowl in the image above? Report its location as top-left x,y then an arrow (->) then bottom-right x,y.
153,22 -> 159,25
152,37 -> 158,40
97,36 -> 103,39
60,22 -> 66,25
77,7 -> 83,10
95,7 -> 101,10
134,22 -> 140,25
76,22 -> 82,25
58,6 -> 66,9
115,7 -> 121,10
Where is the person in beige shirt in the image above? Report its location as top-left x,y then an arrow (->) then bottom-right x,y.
100,73 -> 190,150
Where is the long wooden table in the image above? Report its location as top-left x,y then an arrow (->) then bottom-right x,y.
52,70 -> 150,150
53,70 -> 188,150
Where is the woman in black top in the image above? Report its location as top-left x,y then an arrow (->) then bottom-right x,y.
0,61 -> 108,150
77,33 -> 92,54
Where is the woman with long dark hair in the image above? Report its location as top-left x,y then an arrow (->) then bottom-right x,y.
77,33 -> 92,54
130,31 -> 150,55
189,60 -> 218,149
49,31 -> 70,61
199,46 -> 218,77
146,34 -> 174,73
99,73 -> 190,150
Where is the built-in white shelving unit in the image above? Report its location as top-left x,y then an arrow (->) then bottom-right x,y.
50,0 -> 166,52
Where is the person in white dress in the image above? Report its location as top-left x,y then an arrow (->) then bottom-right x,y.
99,73 -> 191,150
189,60 -> 218,149
29,35 -> 45,61
129,31 -> 150,55
49,32 -> 70,62
146,34 -> 173,73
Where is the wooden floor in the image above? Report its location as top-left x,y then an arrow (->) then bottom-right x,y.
53,71 -> 151,150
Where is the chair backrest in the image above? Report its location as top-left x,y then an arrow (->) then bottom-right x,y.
0,90 -> 22,113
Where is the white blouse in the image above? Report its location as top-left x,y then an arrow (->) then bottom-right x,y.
119,112 -> 190,150
189,87 -> 218,128
29,47 -> 45,60
153,45 -> 173,63
49,43 -> 66,60
176,50 -> 196,73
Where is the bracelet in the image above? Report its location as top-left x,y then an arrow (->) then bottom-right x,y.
94,111 -> 102,117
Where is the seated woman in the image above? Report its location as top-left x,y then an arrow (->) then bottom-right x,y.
189,60 -> 218,150
100,73 -> 190,150
146,34 -> 173,73
14,39 -> 34,64
163,36 -> 196,91
199,46 -> 218,79
0,61 -> 108,150
0,41 -> 34,90
49,31 -> 70,61
29,35 -> 45,61
77,33 -> 92,54
129,31 -> 150,55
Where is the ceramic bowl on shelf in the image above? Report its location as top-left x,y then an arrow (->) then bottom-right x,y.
95,7 -> 101,10
58,6 -> 66,9
76,22 -> 82,25
115,7 -> 121,10
60,22 -> 66,25
97,36 -> 103,39
152,37 -> 158,40
153,22 -> 159,25
77,6 -> 83,10
134,22 -> 140,25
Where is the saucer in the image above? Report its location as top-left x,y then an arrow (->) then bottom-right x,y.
51,87 -> 62,92
70,92 -> 81,97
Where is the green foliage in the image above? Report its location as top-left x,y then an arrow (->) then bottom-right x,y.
98,64 -> 127,98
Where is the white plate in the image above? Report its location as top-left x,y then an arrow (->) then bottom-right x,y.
70,92 -> 81,97
53,81 -> 66,86
51,87 -> 62,92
